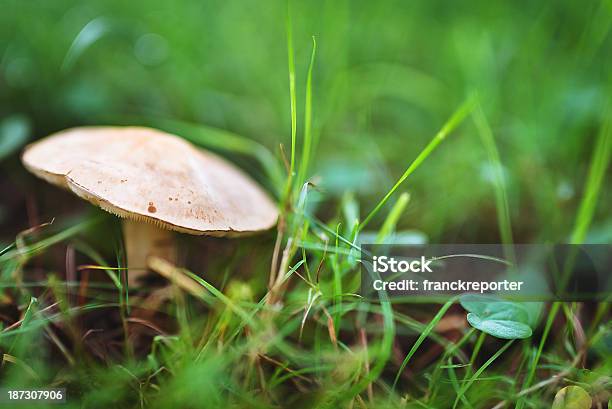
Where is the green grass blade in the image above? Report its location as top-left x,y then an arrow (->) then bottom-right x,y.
570,107 -> 611,244
331,223 -> 342,333
297,36 -> 317,188
359,95 -> 477,231
447,357 -> 474,409
452,339 -> 514,409
392,296 -> 458,390
9,297 -> 38,354
183,269 -> 257,329
0,243 -> 15,257
73,242 -> 122,290
284,1 -> 297,197
0,217 -> 100,263
472,101 -> 515,251
376,192 -> 410,243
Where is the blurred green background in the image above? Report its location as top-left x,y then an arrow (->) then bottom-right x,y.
1,0 -> 611,241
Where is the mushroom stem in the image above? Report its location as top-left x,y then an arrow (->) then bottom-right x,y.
122,220 -> 177,287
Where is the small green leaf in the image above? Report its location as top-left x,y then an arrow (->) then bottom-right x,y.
552,386 -> 592,409
460,294 -> 542,339
466,313 -> 532,339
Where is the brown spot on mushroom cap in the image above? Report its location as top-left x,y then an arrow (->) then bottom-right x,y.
21,126 -> 278,236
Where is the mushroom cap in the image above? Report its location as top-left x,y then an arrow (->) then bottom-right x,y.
22,126 -> 278,236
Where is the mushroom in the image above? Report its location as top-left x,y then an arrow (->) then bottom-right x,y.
21,126 -> 278,286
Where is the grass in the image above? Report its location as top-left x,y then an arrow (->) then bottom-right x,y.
392,296 -> 458,391
515,102 -> 612,409
471,99 -> 515,258
1,0 -> 611,408
358,94 -> 477,232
